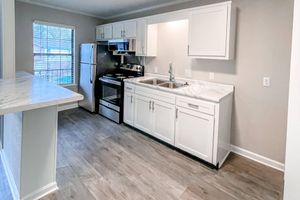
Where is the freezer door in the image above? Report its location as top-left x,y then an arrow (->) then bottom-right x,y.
80,43 -> 97,64
79,63 -> 96,112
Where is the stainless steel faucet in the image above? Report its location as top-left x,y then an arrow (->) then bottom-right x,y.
168,63 -> 175,82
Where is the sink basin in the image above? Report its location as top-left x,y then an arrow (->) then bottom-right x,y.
139,78 -> 188,89
159,82 -> 187,89
139,79 -> 168,85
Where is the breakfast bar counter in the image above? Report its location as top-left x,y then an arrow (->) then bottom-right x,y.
0,72 -> 83,200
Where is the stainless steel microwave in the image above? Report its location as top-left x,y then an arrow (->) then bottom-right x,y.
108,39 -> 136,52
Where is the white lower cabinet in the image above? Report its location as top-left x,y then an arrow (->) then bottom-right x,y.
152,100 -> 175,145
123,92 -> 135,126
133,94 -> 175,145
175,107 -> 214,163
123,83 -> 233,168
134,94 -> 153,134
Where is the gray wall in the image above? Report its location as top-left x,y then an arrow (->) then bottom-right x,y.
15,2 -> 103,90
110,0 -> 294,163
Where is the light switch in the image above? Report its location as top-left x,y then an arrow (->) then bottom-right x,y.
154,67 -> 158,73
263,77 -> 271,87
209,72 -> 215,80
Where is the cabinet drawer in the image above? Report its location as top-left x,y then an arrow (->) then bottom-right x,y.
135,85 -> 176,104
176,96 -> 215,115
124,83 -> 135,93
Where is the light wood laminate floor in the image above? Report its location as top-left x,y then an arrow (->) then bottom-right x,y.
40,108 -> 283,200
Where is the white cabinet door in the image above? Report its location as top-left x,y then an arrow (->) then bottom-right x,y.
136,20 -> 147,56
124,92 -> 134,126
103,24 -> 113,40
136,21 -> 158,57
96,26 -> 104,41
124,21 -> 137,38
188,4 -> 229,58
152,101 -> 175,145
134,95 -> 153,134
113,23 -> 124,39
175,107 -> 214,163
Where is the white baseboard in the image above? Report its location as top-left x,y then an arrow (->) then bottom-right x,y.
22,182 -> 58,200
231,145 -> 285,172
58,102 -> 78,112
219,151 -> 231,168
0,150 -> 20,200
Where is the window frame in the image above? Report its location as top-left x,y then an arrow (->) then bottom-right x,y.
32,20 -> 76,86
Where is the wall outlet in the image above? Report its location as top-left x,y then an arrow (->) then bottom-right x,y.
185,69 -> 192,78
209,72 -> 215,80
263,77 -> 271,87
154,67 -> 158,73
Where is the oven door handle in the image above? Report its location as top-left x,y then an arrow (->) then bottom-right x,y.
99,78 -> 122,86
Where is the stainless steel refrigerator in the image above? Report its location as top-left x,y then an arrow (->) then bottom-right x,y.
79,43 -> 119,112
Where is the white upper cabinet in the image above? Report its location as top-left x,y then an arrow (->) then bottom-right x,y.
113,21 -> 137,39
188,2 -> 235,60
124,21 -> 137,38
96,24 -> 112,41
112,23 -> 124,39
103,24 -> 113,40
96,26 -> 103,41
136,19 -> 158,57
136,19 -> 147,56
96,1 -> 235,58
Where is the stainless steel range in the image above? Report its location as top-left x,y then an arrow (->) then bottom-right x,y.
98,64 -> 144,123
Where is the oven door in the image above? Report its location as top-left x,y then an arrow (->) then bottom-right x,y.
99,78 -> 122,112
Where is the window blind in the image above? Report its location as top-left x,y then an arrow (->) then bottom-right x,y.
33,21 -> 75,85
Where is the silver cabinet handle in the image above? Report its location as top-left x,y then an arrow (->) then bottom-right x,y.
176,108 -> 178,119
126,87 -> 132,90
131,96 -> 133,104
188,103 -> 199,109
187,45 -> 190,55
149,101 -> 151,110
152,101 -> 154,111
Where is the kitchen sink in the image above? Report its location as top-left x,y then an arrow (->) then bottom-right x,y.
139,79 -> 188,89
139,79 -> 168,85
159,82 -> 187,89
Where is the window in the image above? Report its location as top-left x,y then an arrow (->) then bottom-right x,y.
33,21 -> 75,85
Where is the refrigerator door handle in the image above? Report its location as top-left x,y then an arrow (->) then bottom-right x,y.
90,65 -> 95,84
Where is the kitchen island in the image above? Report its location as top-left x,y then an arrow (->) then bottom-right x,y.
0,72 -> 83,200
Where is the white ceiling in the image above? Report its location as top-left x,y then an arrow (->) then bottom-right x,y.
17,0 -> 195,19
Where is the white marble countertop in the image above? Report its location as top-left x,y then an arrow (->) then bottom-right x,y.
124,74 -> 234,103
0,72 -> 83,115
